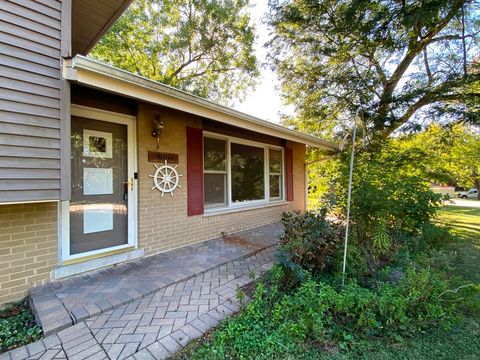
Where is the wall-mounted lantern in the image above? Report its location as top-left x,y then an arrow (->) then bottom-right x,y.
151,112 -> 164,149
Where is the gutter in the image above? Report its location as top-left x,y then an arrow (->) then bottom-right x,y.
64,56 -> 339,150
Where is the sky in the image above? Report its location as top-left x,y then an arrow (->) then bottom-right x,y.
233,1 -> 294,124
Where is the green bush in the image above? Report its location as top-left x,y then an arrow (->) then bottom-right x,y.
279,209 -> 342,276
0,301 -> 42,353
190,265 -> 461,359
331,143 -> 445,275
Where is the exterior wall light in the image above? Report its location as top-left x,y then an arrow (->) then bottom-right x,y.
152,112 -> 164,149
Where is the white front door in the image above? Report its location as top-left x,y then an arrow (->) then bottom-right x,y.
60,105 -> 137,263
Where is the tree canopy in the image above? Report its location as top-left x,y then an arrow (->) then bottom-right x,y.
91,0 -> 258,104
403,123 -> 480,196
267,0 -> 480,141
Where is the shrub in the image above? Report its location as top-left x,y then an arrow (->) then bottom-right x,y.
330,143 -> 445,275
0,301 -> 42,353
279,209 -> 342,277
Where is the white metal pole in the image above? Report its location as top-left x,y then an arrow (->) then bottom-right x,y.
342,108 -> 360,287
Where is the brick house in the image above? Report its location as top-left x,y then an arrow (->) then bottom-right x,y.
0,0 -> 337,306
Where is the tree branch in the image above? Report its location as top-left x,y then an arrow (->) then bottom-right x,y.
423,48 -> 433,86
376,0 -> 465,124
383,91 -> 480,138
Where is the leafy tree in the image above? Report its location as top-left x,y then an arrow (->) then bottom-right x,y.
91,0 -> 258,104
405,123 -> 480,198
267,0 -> 480,141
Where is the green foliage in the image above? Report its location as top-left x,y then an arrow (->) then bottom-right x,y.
267,0 -> 480,141
91,0 -> 258,104
0,301 -> 42,353
189,265 -> 462,359
401,123 -> 480,197
330,141 -> 444,274
279,209 -> 342,276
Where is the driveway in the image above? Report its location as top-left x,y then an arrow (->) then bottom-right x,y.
447,198 -> 480,208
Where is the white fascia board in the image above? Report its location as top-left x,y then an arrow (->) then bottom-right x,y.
64,56 -> 339,150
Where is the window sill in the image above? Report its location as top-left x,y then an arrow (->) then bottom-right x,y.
203,201 -> 289,217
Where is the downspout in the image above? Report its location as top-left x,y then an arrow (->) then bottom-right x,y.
342,107 -> 361,287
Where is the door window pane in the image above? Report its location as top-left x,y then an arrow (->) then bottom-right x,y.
204,137 -> 226,171
205,173 -> 227,206
231,143 -> 265,202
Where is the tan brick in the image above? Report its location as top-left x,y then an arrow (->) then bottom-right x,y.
25,261 -> 48,271
1,278 -> 26,289
25,223 -> 50,232
1,239 -> 26,248
35,229 -> 57,237
11,244 -> 36,254
0,252 -> 25,263
36,266 -> 54,275
36,253 -> 56,263
8,284 -> 30,296
12,231 -> 37,240
25,248 -> 49,258
10,270 -> 35,281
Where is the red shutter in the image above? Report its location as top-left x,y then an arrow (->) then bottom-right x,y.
186,127 -> 204,216
286,147 -> 294,202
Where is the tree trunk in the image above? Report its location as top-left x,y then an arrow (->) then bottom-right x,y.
475,179 -> 480,200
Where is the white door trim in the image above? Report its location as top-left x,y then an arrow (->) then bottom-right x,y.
59,104 -> 138,264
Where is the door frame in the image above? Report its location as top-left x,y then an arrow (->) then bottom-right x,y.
59,104 -> 138,264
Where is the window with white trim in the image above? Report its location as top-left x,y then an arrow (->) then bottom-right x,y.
204,137 -> 227,208
203,134 -> 284,210
269,148 -> 283,200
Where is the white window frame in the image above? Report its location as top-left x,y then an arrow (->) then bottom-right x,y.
203,134 -> 229,209
268,148 -> 284,201
203,132 -> 285,213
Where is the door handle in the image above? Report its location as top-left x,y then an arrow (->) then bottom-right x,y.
128,177 -> 134,191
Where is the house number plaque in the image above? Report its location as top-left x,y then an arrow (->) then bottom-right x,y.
148,151 -> 179,164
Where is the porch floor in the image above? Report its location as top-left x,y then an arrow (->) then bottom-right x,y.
3,222 -> 282,360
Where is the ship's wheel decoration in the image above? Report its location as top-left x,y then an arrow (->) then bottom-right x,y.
149,160 -> 182,197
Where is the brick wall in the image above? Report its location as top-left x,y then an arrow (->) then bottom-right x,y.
0,203 -> 57,306
137,103 -> 305,256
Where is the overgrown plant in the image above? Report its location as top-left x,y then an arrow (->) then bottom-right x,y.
334,141 -> 445,274
189,265 -> 465,359
279,209 -> 341,278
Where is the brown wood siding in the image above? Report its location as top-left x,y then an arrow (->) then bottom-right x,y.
71,84 -> 138,116
0,0 -> 62,203
202,119 -> 283,146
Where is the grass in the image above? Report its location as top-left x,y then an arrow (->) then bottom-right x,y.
176,205 -> 480,359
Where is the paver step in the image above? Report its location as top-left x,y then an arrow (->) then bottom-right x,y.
29,222 -> 282,337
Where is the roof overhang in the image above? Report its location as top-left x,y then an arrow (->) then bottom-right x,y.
63,56 -> 339,150
72,0 -> 133,56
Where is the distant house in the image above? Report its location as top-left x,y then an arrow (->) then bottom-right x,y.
430,184 -> 455,198
0,0 -> 337,305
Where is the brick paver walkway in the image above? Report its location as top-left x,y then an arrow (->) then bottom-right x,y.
1,223 -> 281,360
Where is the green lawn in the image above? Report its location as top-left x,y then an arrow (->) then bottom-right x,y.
179,206 -> 480,360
